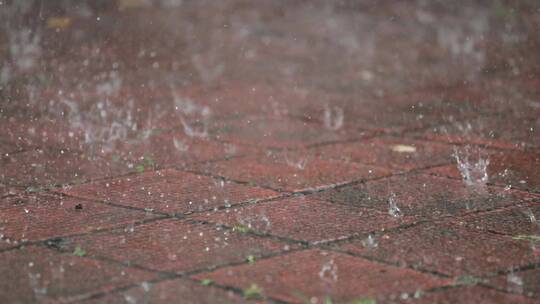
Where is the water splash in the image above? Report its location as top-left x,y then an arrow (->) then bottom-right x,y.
172,137 -> 189,152
8,27 -> 41,72
388,192 -> 402,218
124,294 -> 138,304
319,258 -> 338,282
173,91 -> 211,138
224,143 -> 238,156
361,234 -> 378,249
28,272 -> 47,301
96,71 -> 122,96
284,155 -> 308,170
523,208 -> 538,226
452,146 -> 489,186
323,105 -> 344,130
506,272 -> 524,294
52,70 -> 142,153
237,212 -> 271,233
191,53 -> 224,83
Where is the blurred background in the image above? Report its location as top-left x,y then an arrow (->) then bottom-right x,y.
1,0 -> 539,188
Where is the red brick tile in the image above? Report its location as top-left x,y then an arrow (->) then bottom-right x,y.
415,115 -> 540,150
58,169 -> 278,215
193,196 -> 402,244
428,150 -> 540,193
0,246 -> 156,303
193,152 -> 391,192
173,81 -> 331,119
0,140 -> 25,155
81,278 -> 253,304
115,130 -> 257,168
313,136 -> 454,171
0,117 -> 65,151
194,249 -> 450,303
0,147 -> 132,187
339,93 -> 482,134
0,193 -> 158,245
0,183 -> 21,198
329,81 -> 492,134
64,219 -> 294,273
488,268 -> 540,299
315,173 -> 535,220
455,204 -> 540,237
400,285 -> 538,304
337,221 -> 540,277
210,115 -> 369,149
294,88 -> 468,134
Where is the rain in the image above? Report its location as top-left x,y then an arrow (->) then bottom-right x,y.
1,0 -> 539,303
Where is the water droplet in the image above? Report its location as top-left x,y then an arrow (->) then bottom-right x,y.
388,192 -> 402,218
362,234 -> 378,249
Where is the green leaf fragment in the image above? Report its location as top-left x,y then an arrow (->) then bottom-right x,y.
232,225 -> 251,233
243,283 -> 263,298
351,298 -> 377,304
73,246 -> 86,257
513,235 -> 540,243
200,279 -> 213,286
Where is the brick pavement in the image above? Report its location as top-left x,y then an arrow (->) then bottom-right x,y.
1,1 -> 539,303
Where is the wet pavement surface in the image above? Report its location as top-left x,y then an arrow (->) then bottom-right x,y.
1,1 -> 540,303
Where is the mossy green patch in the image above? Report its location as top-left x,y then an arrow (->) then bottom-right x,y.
232,225 -> 252,233
73,246 -> 86,257
243,283 -> 263,299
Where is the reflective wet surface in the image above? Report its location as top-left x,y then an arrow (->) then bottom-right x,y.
1,1 -> 540,303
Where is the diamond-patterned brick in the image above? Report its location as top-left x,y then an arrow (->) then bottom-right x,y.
315,173 -> 536,220
194,249 -> 450,303
336,221 -> 540,277
455,203 -> 540,237
64,219 -> 295,273
193,196 -> 403,244
120,131 -> 256,168
415,115 -> 540,150
0,246 -> 155,303
210,115 -> 369,149
57,169 -> 278,215
0,193 -> 158,246
80,278 -> 253,304
313,136 -> 454,171
488,268 -> 540,299
400,285 -> 538,304
0,147 -> 131,187
428,150 -> 540,193
193,152 -> 391,192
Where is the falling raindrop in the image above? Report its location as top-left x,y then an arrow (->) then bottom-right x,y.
140,281 -> 151,292
172,91 -> 212,138
388,192 -> 402,218
173,137 -> 189,152
28,272 -> 47,301
506,272 -> 524,294
452,146 -> 489,187
319,258 -> 338,283
323,105 -> 344,131
284,155 -> 308,170
523,208 -> 538,226
361,234 -> 378,249
124,294 -> 137,304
